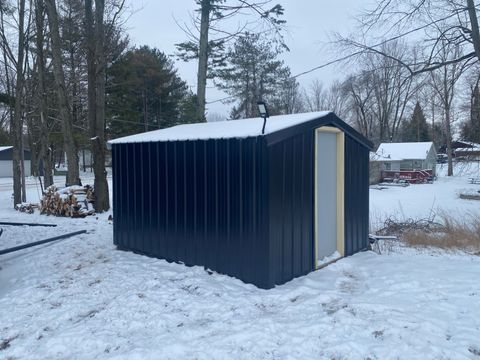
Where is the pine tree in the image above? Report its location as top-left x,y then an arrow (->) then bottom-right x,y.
106,46 -> 200,138
215,32 -> 290,118
175,0 -> 286,119
402,102 -> 431,142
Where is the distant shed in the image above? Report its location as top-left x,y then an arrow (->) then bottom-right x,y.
109,112 -> 373,289
0,146 -> 31,178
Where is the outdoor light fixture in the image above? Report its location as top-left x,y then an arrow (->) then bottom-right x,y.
257,101 -> 270,134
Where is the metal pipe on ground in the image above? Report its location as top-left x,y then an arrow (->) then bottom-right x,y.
0,221 -> 57,227
0,230 -> 87,256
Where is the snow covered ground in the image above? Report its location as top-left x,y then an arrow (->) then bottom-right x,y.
0,165 -> 479,359
370,162 -> 480,230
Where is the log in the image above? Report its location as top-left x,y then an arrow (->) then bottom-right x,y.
0,221 -> 57,227
0,230 -> 87,256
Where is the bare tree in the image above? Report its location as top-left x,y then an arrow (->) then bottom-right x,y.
323,80 -> 349,119
351,0 -> 480,74
366,42 -> 418,142
338,41 -> 420,144
343,72 -> 376,139
34,0 -> 53,187
305,80 -> 348,118
85,0 -> 111,212
0,0 -> 30,205
14,0 -> 27,204
431,43 -> 468,176
45,0 -> 80,186
305,80 -> 327,112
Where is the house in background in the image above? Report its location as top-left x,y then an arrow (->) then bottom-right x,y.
453,141 -> 480,161
369,151 -> 402,184
439,140 -> 479,155
0,146 -> 31,178
370,142 -> 437,183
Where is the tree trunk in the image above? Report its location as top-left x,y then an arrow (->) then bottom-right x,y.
12,0 -> 26,206
445,104 -> 454,176
35,0 -> 53,187
196,0 -> 210,120
467,0 -> 480,61
94,0 -> 109,211
86,0 -> 110,212
45,0 -> 80,186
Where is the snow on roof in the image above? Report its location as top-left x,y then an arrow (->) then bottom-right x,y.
0,146 -> 12,152
376,142 -> 434,161
456,147 -> 480,152
455,140 -> 480,148
109,111 -> 331,144
369,151 -> 402,162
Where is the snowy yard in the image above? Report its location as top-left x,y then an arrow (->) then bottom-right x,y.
1,166 -> 480,359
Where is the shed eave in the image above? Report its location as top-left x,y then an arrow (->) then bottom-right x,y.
265,113 -> 374,150
108,111 -> 332,145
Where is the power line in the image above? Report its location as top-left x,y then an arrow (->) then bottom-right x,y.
290,11 -> 464,80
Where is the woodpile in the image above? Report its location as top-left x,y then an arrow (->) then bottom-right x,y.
15,203 -> 38,214
40,185 -> 95,217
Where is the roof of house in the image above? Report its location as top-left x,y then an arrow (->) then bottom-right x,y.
109,111 -> 331,144
0,146 -> 13,152
454,140 -> 480,148
456,147 -> 480,152
369,151 -> 402,162
376,142 -> 434,161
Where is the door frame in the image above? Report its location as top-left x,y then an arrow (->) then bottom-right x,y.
314,126 -> 345,269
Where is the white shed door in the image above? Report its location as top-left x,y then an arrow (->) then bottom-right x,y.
315,127 -> 344,267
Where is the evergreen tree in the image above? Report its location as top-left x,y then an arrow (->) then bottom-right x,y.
402,102 -> 431,142
431,122 -> 447,150
106,46 -> 200,138
215,32 -> 290,119
175,0 -> 286,119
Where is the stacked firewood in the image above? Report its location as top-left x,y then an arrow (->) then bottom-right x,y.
40,185 -> 95,217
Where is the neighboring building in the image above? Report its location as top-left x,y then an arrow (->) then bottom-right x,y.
454,142 -> 480,161
109,111 -> 373,289
370,142 -> 437,183
375,142 -> 437,172
439,140 -> 479,155
0,146 -> 31,178
369,151 -> 402,184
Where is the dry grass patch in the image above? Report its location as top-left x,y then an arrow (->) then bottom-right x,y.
403,213 -> 480,253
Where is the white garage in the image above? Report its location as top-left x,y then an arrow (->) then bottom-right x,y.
0,146 -> 31,178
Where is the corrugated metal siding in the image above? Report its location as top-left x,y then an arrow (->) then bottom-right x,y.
267,132 -> 315,287
266,129 -> 369,287
112,113 -> 372,289
344,134 -> 370,255
112,138 -> 271,288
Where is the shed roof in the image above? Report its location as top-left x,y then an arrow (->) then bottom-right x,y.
0,146 -> 12,152
109,111 -> 331,144
376,142 -> 434,161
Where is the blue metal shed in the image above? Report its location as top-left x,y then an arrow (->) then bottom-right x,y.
109,111 -> 373,289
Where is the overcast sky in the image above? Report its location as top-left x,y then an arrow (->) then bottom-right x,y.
125,0 -> 370,118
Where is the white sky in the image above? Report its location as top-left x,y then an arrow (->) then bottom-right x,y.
125,0 -> 370,118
